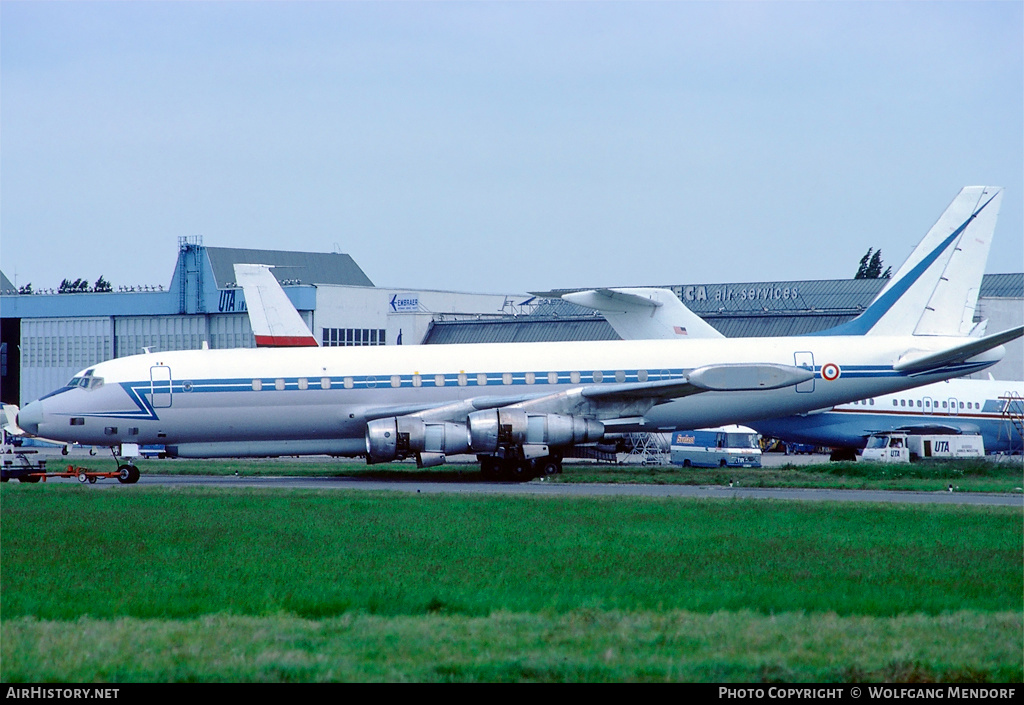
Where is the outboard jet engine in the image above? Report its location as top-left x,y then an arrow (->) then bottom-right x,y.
365,417 -> 470,465
467,408 -> 604,453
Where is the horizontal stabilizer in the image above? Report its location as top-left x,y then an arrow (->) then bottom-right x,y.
1,404 -> 24,436
894,325 -> 1023,373
562,288 -> 724,340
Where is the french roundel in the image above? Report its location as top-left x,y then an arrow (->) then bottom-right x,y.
821,363 -> 841,381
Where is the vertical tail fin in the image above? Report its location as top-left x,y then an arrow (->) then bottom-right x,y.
233,264 -> 319,347
821,186 -> 1002,337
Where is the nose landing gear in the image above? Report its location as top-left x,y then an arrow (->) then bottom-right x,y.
111,445 -> 141,484
116,464 -> 141,484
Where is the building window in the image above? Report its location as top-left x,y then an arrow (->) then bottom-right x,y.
322,328 -> 386,347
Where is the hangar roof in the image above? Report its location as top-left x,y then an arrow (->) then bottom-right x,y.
425,317 -> 618,345
205,247 -> 374,288
426,273 -> 1022,344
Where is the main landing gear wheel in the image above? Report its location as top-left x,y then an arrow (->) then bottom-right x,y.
538,457 -> 562,476
117,464 -> 140,484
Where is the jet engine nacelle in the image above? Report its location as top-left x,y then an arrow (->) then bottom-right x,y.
365,417 -> 470,463
467,409 -> 604,453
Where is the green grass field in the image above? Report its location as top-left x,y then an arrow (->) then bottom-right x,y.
1,481 -> 1021,682
30,454 -> 1024,493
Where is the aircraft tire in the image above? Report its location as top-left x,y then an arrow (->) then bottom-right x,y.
538,457 -> 562,476
510,460 -> 534,482
117,465 -> 140,484
829,448 -> 857,462
479,456 -> 503,480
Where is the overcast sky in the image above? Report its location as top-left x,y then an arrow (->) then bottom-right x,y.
2,1 -> 1021,296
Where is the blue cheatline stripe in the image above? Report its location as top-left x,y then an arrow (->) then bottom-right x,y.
70,363 -> 955,423
812,193 -> 997,337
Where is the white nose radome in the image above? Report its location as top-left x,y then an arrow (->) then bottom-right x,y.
16,401 -> 42,436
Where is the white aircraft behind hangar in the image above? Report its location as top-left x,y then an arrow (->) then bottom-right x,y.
15,186 -> 1023,480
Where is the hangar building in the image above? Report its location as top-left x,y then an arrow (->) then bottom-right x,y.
1,237 -> 525,406
2,238 -> 1021,407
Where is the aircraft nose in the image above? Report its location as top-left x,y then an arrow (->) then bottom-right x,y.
17,401 -> 42,436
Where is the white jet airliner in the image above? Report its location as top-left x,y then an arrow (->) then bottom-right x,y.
16,186 -> 1022,481
564,187 -> 1023,460
752,377 -> 1023,458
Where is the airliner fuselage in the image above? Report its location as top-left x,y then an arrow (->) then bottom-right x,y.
20,335 -> 1002,454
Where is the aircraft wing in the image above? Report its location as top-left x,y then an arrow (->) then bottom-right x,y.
373,363 -> 815,425
894,325 -> 1024,374
892,422 -> 982,435
562,287 -> 724,340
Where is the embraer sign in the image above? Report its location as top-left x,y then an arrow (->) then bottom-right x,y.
390,294 -> 419,312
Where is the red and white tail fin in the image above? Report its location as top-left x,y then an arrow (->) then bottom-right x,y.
233,263 -> 319,347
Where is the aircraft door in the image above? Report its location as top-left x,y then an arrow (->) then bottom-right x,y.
794,352 -> 815,393
150,365 -> 172,409
947,398 -> 959,416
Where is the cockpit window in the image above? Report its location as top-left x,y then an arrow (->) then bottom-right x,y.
68,369 -> 104,390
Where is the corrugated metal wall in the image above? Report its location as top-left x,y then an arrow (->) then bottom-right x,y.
20,313 -> 257,404
21,317 -> 114,404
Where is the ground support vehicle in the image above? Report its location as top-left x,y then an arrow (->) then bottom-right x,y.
1,456 -> 140,483
670,426 -> 762,468
861,432 -> 985,462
